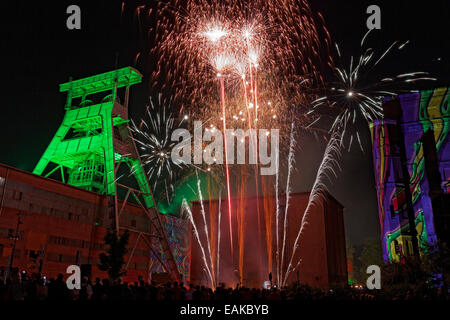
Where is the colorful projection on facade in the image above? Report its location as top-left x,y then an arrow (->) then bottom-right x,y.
371,87 -> 450,262
151,214 -> 191,282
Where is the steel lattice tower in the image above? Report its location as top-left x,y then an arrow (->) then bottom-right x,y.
33,67 -> 181,281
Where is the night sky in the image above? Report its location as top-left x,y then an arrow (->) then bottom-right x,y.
1,1 -> 449,246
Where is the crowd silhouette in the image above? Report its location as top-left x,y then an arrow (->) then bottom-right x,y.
0,271 -> 448,301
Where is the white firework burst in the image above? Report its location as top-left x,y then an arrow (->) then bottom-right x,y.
309,30 -> 436,151
130,94 -> 190,202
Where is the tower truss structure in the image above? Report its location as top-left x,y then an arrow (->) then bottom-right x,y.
32,67 -> 181,281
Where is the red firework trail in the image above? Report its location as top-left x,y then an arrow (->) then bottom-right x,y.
219,76 -> 234,259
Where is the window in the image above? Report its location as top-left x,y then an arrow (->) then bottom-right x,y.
13,190 -> 22,200
29,250 -> 39,259
68,213 -> 80,221
394,240 -> 400,254
131,219 -> 136,227
390,205 -> 396,219
58,254 -> 63,262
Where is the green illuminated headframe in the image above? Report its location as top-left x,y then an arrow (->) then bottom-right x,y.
59,66 -> 143,98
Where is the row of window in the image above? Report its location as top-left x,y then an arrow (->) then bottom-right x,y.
1,246 -> 149,270
46,252 -> 90,264
47,235 -> 152,259
9,189 -> 153,235
108,211 -> 139,228
49,236 -> 87,249
10,189 -> 153,231
11,189 -> 91,218
45,253 -> 147,270
48,235 -> 108,251
128,263 -> 148,270
0,227 -> 25,240
133,249 -> 150,257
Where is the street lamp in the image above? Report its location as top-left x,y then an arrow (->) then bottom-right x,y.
8,212 -> 26,278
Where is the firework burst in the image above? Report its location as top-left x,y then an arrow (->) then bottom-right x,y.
128,0 -> 332,137
130,94 -> 190,203
282,129 -> 342,286
309,30 -> 436,151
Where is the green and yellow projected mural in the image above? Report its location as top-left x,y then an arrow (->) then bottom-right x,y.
385,210 -> 427,262
371,87 -> 450,262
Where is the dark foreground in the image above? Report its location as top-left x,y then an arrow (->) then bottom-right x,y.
0,272 -> 449,301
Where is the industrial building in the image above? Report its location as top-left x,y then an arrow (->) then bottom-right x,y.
0,163 -> 189,282
0,67 -> 189,283
190,191 -> 348,288
371,87 -> 450,263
